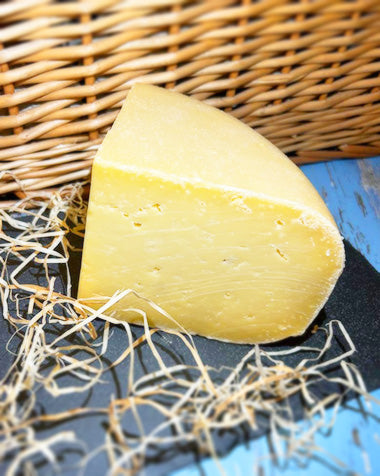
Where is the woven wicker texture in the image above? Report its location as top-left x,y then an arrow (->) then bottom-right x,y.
1,0 -> 380,196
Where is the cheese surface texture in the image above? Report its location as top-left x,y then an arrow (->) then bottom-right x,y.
78,84 -> 344,344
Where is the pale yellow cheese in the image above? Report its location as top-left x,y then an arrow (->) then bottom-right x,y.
78,84 -> 344,344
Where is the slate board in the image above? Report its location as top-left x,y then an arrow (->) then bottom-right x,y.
0,237 -> 379,476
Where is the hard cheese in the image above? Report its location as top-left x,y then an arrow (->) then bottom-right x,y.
78,84 -> 344,344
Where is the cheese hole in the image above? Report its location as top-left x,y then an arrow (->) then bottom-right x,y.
123,213 -> 129,218
133,222 -> 142,227
224,291 -> 232,299
243,315 -> 256,321
231,196 -> 252,214
152,203 -> 162,212
276,219 -> 285,226
275,248 -> 288,261
198,200 -> 206,211
152,266 -> 161,274
222,257 -> 237,264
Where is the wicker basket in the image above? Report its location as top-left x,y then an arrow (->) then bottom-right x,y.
1,0 -> 380,198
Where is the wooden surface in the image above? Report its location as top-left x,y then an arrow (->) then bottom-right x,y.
175,156 -> 380,476
302,157 -> 380,272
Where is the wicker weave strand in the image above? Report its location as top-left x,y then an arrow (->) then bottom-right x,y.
1,0 -> 380,196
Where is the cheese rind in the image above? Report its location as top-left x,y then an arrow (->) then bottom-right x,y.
99,84 -> 335,225
78,84 -> 344,344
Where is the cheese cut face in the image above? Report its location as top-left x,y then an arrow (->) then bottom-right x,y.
78,84 -> 344,344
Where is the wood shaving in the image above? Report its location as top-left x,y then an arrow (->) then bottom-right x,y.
0,183 -> 377,475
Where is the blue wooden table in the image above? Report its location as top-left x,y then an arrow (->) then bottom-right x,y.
174,157 -> 380,476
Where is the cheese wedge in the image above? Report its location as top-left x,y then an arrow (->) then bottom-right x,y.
78,84 -> 344,344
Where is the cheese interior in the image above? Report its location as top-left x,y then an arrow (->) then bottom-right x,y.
78,84 -> 344,344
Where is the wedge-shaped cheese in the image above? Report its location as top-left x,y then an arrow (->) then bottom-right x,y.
78,84 -> 344,344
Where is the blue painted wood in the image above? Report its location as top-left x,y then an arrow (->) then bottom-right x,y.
173,157 -> 380,475
302,157 -> 380,271
174,389 -> 380,476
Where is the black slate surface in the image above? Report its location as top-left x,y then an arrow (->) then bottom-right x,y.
0,240 -> 379,475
